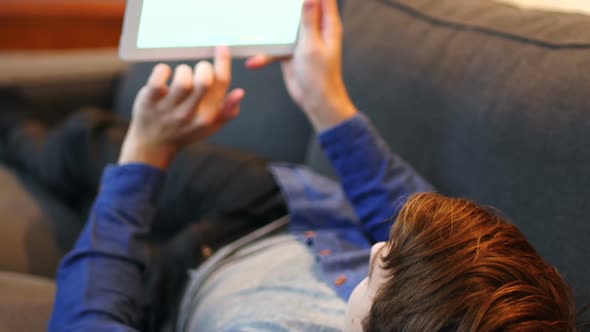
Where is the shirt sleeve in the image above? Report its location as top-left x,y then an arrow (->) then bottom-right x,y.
49,164 -> 165,332
318,113 -> 435,242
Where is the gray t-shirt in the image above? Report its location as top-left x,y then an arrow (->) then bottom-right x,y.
181,234 -> 347,332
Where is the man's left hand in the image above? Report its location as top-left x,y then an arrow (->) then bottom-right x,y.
120,46 -> 244,170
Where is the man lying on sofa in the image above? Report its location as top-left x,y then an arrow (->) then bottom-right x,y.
44,0 -> 576,330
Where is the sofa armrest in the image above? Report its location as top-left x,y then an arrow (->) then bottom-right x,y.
0,271 -> 56,332
0,49 -> 128,117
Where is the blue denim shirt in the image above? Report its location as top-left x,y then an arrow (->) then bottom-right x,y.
49,114 -> 434,331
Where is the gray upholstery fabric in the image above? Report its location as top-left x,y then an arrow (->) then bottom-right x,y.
0,271 -> 55,332
307,0 -> 590,309
0,166 -> 81,278
114,60 -> 312,164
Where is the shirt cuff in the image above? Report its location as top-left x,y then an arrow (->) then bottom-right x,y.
99,163 -> 165,206
318,113 -> 374,155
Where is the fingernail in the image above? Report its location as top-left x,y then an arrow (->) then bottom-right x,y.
245,59 -> 260,69
304,0 -> 316,11
217,45 -> 230,57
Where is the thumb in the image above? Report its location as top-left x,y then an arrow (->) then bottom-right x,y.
299,0 -> 322,44
219,88 -> 245,120
197,89 -> 245,139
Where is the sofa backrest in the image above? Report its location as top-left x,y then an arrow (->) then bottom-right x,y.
307,0 -> 590,314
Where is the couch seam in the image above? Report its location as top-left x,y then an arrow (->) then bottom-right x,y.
378,0 -> 590,49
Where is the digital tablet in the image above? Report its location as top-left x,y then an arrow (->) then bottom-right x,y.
120,0 -> 304,61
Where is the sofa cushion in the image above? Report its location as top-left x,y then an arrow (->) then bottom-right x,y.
307,0 -> 590,312
0,166 -> 82,278
0,271 -> 55,332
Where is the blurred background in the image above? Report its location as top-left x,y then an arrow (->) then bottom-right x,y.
504,0 -> 590,13
0,0 -> 127,123
0,0 -> 124,50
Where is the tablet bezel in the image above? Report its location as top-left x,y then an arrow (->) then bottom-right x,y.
120,0 -> 299,61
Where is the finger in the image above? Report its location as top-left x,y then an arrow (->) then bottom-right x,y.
197,89 -> 245,138
193,87 -> 244,129
300,0 -> 322,44
195,46 -> 233,123
173,61 -> 215,118
245,54 -> 291,70
214,46 -> 231,90
188,60 -> 214,107
219,88 -> 245,119
194,60 -> 215,88
320,0 -> 343,46
160,64 -> 194,109
142,64 -> 172,103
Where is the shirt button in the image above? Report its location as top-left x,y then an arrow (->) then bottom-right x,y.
319,249 -> 332,256
304,231 -> 316,238
201,245 -> 214,258
304,231 -> 316,246
335,275 -> 347,286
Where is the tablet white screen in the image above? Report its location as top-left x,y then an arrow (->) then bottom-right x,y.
137,0 -> 304,49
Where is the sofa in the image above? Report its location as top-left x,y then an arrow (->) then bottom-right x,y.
1,0 -> 589,330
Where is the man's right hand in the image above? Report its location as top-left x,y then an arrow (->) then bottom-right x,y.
246,0 -> 358,132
